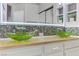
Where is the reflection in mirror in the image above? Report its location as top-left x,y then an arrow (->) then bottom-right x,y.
2,3 -> 61,24
0,4 -> 1,20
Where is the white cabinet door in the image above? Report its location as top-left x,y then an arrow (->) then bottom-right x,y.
44,43 -> 63,56
64,40 -> 79,49
65,47 -> 79,56
64,39 -> 79,56
0,45 -> 43,56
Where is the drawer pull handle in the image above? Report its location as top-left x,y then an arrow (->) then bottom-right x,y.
52,47 -> 59,50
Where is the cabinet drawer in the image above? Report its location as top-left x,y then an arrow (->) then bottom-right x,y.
46,52 -> 63,56
64,39 -> 79,49
0,45 -> 43,56
44,43 -> 63,55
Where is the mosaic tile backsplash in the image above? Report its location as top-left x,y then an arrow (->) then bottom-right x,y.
0,25 -> 78,38
65,27 -> 79,35
0,25 -> 64,38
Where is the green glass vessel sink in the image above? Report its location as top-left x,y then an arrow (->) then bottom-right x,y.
56,31 -> 71,38
7,32 -> 32,41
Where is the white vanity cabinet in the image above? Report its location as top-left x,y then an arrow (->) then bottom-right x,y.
1,39 -> 79,56
0,42 -> 64,56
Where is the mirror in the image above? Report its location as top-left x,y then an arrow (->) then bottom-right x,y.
1,3 -> 64,26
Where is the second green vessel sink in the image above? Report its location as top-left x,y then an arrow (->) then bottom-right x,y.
56,31 -> 71,38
